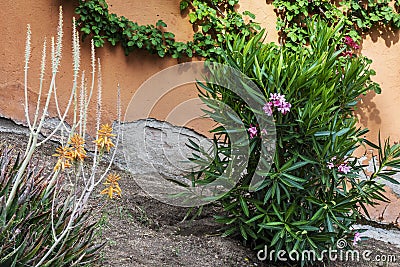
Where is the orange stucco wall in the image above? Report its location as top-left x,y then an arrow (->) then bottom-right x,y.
0,0 -> 399,140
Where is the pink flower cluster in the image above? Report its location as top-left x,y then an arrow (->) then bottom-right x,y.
341,36 -> 360,57
263,93 -> 291,116
338,163 -> 351,174
353,232 -> 361,246
326,156 -> 351,174
248,125 -> 258,139
327,162 -> 335,169
344,36 -> 360,50
249,93 -> 290,139
247,125 -> 268,139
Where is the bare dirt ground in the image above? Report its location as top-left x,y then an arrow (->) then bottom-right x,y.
1,130 -> 399,267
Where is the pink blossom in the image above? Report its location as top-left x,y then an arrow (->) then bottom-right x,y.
270,93 -> 286,102
353,232 -> 361,246
344,36 -> 353,44
327,156 -> 337,169
327,162 -> 335,169
338,163 -> 351,174
248,125 -> 258,139
265,93 -> 291,115
272,100 -> 282,107
277,101 -> 292,115
344,36 -> 360,50
263,102 -> 273,116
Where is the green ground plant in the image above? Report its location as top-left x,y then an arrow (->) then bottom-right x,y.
0,146 -> 102,266
189,20 -> 400,265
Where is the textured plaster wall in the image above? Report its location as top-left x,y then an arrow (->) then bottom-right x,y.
0,0 -> 279,137
356,26 -> 400,142
1,1 -> 399,139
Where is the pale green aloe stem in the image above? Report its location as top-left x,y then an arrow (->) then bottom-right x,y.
44,169 -> 60,197
79,71 -> 86,135
35,190 -> 83,267
27,7 -> 121,265
37,18 -> 98,266
37,144 -> 102,267
50,180 -> 60,241
24,25 -> 33,132
24,135 -> 33,159
88,57 -> 102,187
6,70 -> 58,210
70,17 -> 80,137
25,38 -> 47,158
37,73 -> 76,147
23,25 -> 33,158
6,133 -> 37,209
32,38 -> 47,130
37,18 -> 81,147
35,70 -> 58,138
82,86 -> 121,206
7,20 -> 61,209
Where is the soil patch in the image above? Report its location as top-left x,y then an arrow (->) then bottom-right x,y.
1,131 -> 399,267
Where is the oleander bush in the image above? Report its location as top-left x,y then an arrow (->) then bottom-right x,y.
190,20 -> 400,265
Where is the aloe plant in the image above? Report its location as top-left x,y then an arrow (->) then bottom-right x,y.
1,6 -> 121,266
0,146 -> 103,267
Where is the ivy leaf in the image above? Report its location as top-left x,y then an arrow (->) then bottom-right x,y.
243,11 -> 256,20
156,20 -> 167,28
109,38 -> 116,46
180,1 -> 189,10
81,27 -> 91,34
287,31 -> 297,42
202,24 -> 211,32
164,32 -> 175,39
157,50 -> 165,57
370,14 -> 380,22
189,13 -> 197,23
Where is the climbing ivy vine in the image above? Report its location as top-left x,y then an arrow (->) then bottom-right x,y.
71,0 -> 400,57
274,0 -> 400,50
74,0 -> 258,58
